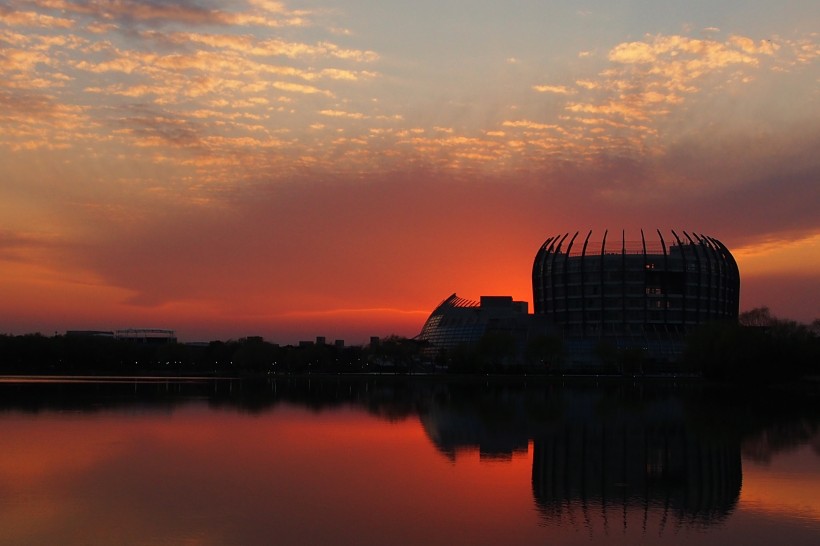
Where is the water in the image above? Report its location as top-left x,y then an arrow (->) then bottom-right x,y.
1,376 -> 819,545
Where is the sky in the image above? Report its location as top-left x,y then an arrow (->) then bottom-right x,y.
1,0 -> 818,343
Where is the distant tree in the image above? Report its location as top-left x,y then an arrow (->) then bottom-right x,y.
686,308 -> 820,382
594,340 -> 646,375
526,334 -> 564,371
232,338 -> 279,374
594,340 -> 619,374
739,307 -> 776,327
446,343 -> 482,373
477,330 -> 517,370
618,347 -> 648,376
370,335 -> 422,373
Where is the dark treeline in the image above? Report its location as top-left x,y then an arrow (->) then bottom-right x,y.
0,333 -> 424,376
684,307 -> 820,382
1,307 -> 818,381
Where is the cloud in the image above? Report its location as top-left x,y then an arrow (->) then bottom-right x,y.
0,89 -> 88,149
115,111 -> 204,148
532,84 -> 574,95
565,101 -> 656,121
517,32 -> 820,157
271,81 -> 332,96
607,34 -> 764,68
501,120 -> 561,131
23,0 -> 309,29
0,229 -> 60,261
34,0 -> 234,26
0,8 -> 74,28
320,109 -> 366,119
57,131 -> 819,322
139,30 -> 377,62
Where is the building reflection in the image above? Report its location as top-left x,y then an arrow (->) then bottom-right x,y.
532,421 -> 741,529
5,375 -> 818,536
416,384 -> 742,532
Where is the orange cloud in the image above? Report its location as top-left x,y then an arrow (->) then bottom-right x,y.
532,84 -> 575,95
0,9 -> 74,29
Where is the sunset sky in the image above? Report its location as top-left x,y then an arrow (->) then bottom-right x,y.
1,0 -> 818,343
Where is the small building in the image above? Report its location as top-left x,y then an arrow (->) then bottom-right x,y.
417,294 -> 541,359
66,330 -> 115,338
115,329 -> 177,345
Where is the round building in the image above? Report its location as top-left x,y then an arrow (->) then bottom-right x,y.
532,230 -> 739,342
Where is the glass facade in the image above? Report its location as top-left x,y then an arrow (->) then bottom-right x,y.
417,294 -> 529,353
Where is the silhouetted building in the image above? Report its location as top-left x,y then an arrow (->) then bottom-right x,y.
532,230 -> 739,364
115,329 -> 177,344
66,330 -> 115,338
417,294 -> 534,355
418,229 -> 740,368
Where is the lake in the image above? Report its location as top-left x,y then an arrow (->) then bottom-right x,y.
1,376 -> 819,545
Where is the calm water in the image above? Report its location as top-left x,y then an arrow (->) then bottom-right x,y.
1,376 -> 819,546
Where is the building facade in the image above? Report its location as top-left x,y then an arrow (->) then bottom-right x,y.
532,230 -> 739,363
114,329 -> 177,344
418,229 -> 740,368
417,294 -> 532,354
532,230 -> 739,335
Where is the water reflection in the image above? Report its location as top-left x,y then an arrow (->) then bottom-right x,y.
414,383 -> 744,532
530,399 -> 741,532
1,376 -> 819,545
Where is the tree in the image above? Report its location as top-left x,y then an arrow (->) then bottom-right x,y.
477,330 -> 518,369
739,307 -> 776,327
686,308 -> 820,382
526,334 -> 563,371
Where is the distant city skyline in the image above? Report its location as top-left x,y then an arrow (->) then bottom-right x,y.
1,1 -> 818,343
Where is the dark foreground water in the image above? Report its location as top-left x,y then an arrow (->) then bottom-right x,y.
1,376 -> 819,546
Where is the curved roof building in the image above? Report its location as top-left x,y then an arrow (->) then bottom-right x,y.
418,229 -> 740,368
417,294 -> 530,353
532,230 -> 739,340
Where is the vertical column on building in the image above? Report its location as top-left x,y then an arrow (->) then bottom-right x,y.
641,230 -> 648,331
601,230 -> 608,337
620,229 -> 626,337
696,233 -> 715,320
552,233 -> 570,325
533,236 -> 554,314
580,231 -> 591,337
563,232 -> 579,335
683,232 -> 702,325
708,236 -> 729,319
657,229 -> 669,327
714,237 -> 740,319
